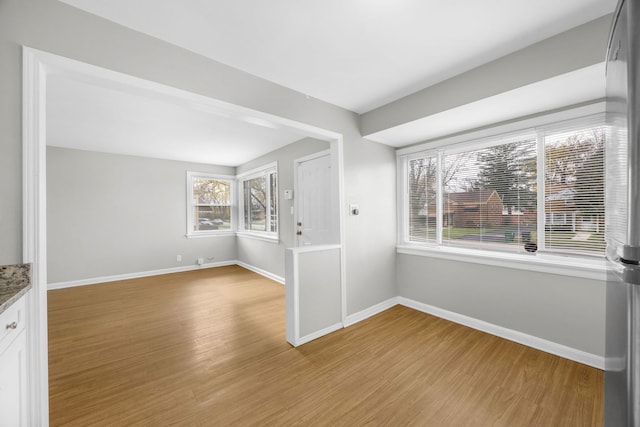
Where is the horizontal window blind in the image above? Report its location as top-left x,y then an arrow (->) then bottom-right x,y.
442,138 -> 537,252
544,126 -> 605,254
400,112 -> 607,260
408,156 -> 438,243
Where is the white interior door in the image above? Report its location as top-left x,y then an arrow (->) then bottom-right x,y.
296,153 -> 332,246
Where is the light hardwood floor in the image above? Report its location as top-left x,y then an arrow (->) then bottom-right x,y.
48,265 -> 603,426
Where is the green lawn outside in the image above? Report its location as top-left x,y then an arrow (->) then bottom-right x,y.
442,227 -> 499,239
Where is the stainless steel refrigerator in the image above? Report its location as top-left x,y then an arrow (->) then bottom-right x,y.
605,0 -> 640,425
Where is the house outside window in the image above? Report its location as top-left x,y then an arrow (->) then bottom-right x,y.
238,162 -> 278,240
186,172 -> 234,237
399,110 -> 606,260
544,126 -> 605,253
441,136 -> 538,252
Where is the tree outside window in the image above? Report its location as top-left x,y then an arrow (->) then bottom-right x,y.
403,120 -> 605,256
240,166 -> 278,236
188,173 -> 233,234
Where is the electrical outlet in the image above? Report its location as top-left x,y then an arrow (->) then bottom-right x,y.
197,258 -> 204,265
176,255 -> 182,262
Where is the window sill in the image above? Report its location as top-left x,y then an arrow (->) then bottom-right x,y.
185,231 -> 236,239
396,244 -> 606,281
236,232 -> 279,244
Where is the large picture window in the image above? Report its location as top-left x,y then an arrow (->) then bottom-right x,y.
238,163 -> 278,239
400,113 -> 606,259
187,172 -> 234,236
441,137 -> 537,252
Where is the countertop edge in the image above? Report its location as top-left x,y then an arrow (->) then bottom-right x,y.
0,263 -> 33,315
0,284 -> 31,315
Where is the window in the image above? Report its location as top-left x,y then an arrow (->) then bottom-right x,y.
238,163 -> 278,238
187,172 -> 234,236
399,113 -> 606,259
441,137 -> 537,252
543,126 -> 605,254
408,155 -> 437,243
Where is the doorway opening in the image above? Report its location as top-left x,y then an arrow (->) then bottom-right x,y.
23,47 -> 346,421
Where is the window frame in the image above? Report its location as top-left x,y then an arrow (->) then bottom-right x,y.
237,162 -> 279,242
396,104 -> 607,280
186,171 -> 236,238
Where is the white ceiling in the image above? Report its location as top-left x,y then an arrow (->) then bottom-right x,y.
46,72 -> 314,166
58,0 -> 616,114
47,0 -> 616,164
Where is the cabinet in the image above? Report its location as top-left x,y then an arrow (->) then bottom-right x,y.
0,296 -> 28,427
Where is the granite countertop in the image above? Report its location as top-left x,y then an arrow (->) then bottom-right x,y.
0,264 -> 32,315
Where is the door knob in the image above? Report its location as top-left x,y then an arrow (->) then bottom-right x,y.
296,230 -> 302,236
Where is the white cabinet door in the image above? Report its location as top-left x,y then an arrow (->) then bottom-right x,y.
0,328 -> 28,427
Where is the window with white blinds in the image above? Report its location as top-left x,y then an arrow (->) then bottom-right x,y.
400,114 -> 606,258
442,138 -> 537,252
408,155 -> 437,243
544,127 -> 605,254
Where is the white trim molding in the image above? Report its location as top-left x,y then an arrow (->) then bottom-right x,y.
22,46 -> 49,427
295,323 -> 343,347
236,232 -> 279,244
236,261 -> 285,285
397,297 -> 604,369
185,231 -> 236,239
47,261 -> 237,290
344,297 -> 399,327
285,245 -> 344,347
397,245 -> 607,281
341,295 -> 604,369
23,47 -> 347,427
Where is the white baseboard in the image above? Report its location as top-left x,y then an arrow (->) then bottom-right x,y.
236,261 -> 285,284
293,322 -> 343,347
344,297 -> 399,327
48,260 -> 286,290
397,297 -> 605,370
47,260 -> 238,290
47,265 -> 604,369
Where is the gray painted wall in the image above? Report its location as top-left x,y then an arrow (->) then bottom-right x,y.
0,0 -> 608,356
1,0 -> 397,316
236,138 -> 330,279
373,15 -> 611,358
47,147 -> 237,283
397,254 -> 606,356
298,248 -> 342,337
344,139 -> 398,314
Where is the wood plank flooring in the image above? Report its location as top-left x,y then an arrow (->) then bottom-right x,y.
48,265 -> 603,426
